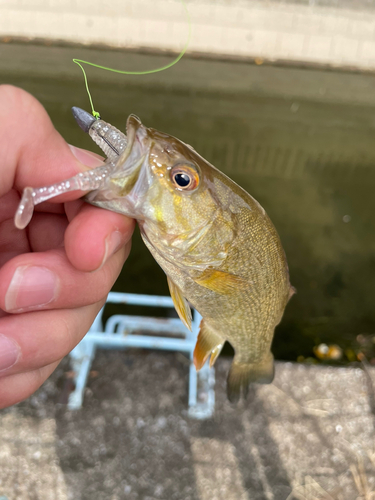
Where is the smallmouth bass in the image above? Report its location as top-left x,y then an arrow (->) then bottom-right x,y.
15,109 -> 294,402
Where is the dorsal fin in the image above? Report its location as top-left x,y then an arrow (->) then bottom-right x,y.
193,320 -> 224,371
167,276 -> 192,331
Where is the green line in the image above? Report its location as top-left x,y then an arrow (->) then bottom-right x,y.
73,0 -> 191,119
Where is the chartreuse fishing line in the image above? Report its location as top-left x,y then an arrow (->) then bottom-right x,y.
14,1 -> 190,231
72,0 -> 191,119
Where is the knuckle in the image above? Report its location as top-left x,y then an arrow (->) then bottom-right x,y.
0,85 -> 36,116
0,85 -> 51,140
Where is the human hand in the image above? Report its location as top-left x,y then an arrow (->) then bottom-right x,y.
0,85 -> 135,408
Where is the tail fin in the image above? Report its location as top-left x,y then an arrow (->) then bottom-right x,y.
227,352 -> 274,403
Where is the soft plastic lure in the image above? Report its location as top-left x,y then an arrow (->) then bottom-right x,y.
15,108 -> 125,230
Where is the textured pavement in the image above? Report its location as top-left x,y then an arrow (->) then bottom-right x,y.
1,352 -> 374,500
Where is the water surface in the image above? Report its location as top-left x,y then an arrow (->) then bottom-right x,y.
2,41 -> 375,360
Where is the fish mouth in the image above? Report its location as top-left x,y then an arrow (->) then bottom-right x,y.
106,115 -> 145,170
115,114 -> 145,168
102,115 -> 150,201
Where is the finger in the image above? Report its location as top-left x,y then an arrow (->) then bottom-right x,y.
0,85 -> 103,199
64,203 -> 136,271
0,189 -> 23,224
0,218 -> 29,268
0,190 -> 30,266
0,244 -> 131,313
0,302 -> 103,380
27,213 -> 68,252
0,360 -> 59,409
0,188 -> 30,258
64,199 -> 85,222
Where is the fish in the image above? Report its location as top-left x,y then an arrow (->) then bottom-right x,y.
14,109 -> 294,402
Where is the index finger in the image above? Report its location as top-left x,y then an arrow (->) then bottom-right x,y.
0,84 -> 96,200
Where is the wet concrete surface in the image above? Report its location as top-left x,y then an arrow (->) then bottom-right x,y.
1,351 -> 375,500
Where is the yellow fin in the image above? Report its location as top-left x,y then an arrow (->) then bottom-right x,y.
289,285 -> 296,300
193,320 -> 223,371
194,268 -> 246,295
167,276 -> 192,331
210,343 -> 224,368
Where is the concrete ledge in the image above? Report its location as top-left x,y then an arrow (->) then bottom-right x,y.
1,354 -> 375,499
2,0 -> 375,70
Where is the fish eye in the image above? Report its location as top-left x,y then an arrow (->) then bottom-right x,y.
170,164 -> 199,191
174,172 -> 190,187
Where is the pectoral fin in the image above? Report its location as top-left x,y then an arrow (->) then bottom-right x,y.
194,269 -> 246,295
167,276 -> 192,331
193,320 -> 224,370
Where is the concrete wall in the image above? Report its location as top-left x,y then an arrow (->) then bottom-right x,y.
1,0 -> 375,70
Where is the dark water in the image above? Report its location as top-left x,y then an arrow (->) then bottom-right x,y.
2,41 -> 375,362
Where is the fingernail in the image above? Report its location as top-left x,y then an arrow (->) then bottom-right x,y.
68,144 -> 104,167
100,231 -> 123,269
5,266 -> 59,312
0,334 -> 20,372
